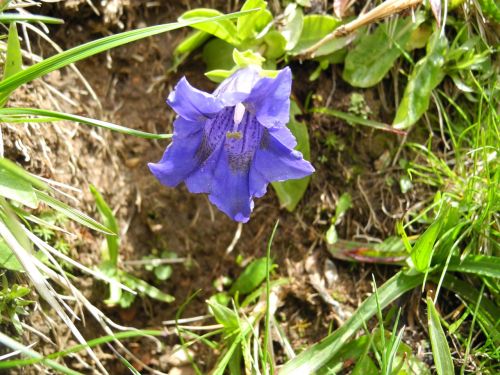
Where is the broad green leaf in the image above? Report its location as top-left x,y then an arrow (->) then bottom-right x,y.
410,208 -> 445,272
229,257 -> 270,295
263,30 -> 287,59
272,102 -> 312,211
174,30 -> 210,55
0,10 -> 254,95
334,192 -> 352,224
343,17 -> 420,88
236,0 -> 272,41
0,13 -> 63,24
280,271 -> 424,374
0,108 -> 171,139
0,237 -> 22,271
179,9 -> 240,46
90,185 -> 119,265
3,23 -> 22,78
154,264 -> 172,280
202,38 -> 235,71
232,49 -> 265,67
313,107 -> 406,134
427,298 -> 454,375
0,158 -> 48,191
439,274 -> 500,344
34,190 -> 114,235
448,255 -> 500,279
393,31 -> 448,129
120,271 -> 174,303
291,14 -> 341,55
351,356 -> 378,374
207,299 -> 239,330
205,69 -> 234,82
327,237 -> 409,264
0,22 -> 22,106
0,168 -> 38,208
281,3 -> 304,51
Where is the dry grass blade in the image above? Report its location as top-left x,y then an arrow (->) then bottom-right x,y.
0,218 -> 109,374
303,0 -> 423,57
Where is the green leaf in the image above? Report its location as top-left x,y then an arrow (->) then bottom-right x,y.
202,38 -> 235,71
207,299 -> 239,330
174,30 -> 211,56
0,168 -> 38,208
35,190 -> 114,235
351,355 -> 378,374
0,22 -> 22,106
120,271 -> 174,304
0,159 -> 48,191
232,49 -> 265,67
179,9 -> 240,46
281,3 -> 304,51
448,255 -> 500,279
0,237 -> 22,271
477,0 -> 500,22
0,13 -> 63,24
312,107 -> 406,135
236,0 -> 272,41
410,208 -> 445,272
334,193 -> 352,224
439,274 -> 500,344
154,265 -> 173,281
343,17 -> 420,88
427,298 -> 454,375
291,14 -> 341,55
0,10 -> 253,95
393,31 -> 448,129
0,107 -> 171,139
263,30 -> 287,59
280,271 -> 424,374
90,185 -> 119,265
272,101 -> 312,211
229,257 -> 270,295
205,69 -> 234,82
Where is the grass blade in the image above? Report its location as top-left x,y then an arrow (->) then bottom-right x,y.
0,158 -> 49,191
0,13 -> 64,24
312,107 -> 406,135
0,108 -> 171,139
427,298 -> 454,375
0,22 -> 22,106
448,255 -> 500,278
90,185 -> 119,264
0,332 -> 81,375
34,190 -> 115,235
0,10 -> 256,95
280,271 -> 424,374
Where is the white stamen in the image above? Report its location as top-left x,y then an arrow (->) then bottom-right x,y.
233,102 -> 246,127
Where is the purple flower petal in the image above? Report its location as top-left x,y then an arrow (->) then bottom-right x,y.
148,118 -> 204,187
150,66 -> 315,222
245,67 -> 292,128
167,77 -> 224,122
213,66 -> 261,106
252,129 -> 315,182
208,149 -> 253,223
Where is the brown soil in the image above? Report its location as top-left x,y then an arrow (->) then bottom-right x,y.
4,1 -> 432,373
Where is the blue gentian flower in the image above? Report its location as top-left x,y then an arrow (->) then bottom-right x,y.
149,66 -> 314,223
